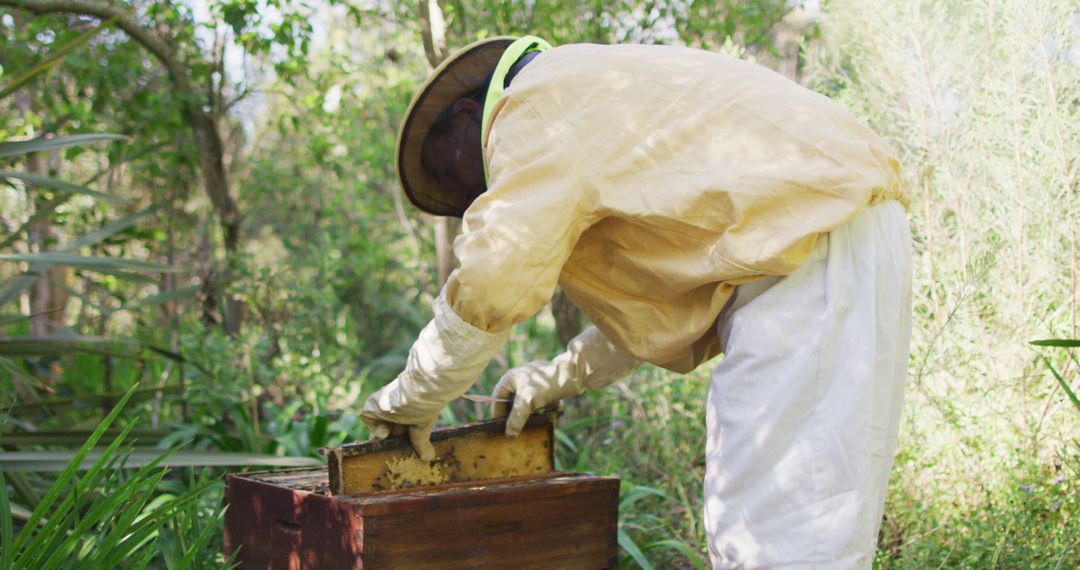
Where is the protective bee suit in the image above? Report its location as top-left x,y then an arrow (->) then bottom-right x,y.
362,38 -> 913,568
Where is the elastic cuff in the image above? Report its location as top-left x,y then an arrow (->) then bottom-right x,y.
433,291 -> 510,353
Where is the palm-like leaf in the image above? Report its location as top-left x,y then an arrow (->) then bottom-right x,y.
0,336 -> 176,359
0,253 -> 174,273
0,170 -> 127,204
0,133 -> 128,158
0,450 -> 322,472
0,385 -> 231,567
4,382 -> 197,413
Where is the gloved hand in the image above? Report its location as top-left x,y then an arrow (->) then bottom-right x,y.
493,326 -> 641,436
361,291 -> 509,460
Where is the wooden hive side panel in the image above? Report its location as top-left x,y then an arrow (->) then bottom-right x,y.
225,472 -> 363,569
356,475 -> 620,570
225,469 -> 620,570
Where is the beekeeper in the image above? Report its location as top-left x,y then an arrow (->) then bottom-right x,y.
361,35 -> 913,568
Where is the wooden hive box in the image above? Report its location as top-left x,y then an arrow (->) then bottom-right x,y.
224,415 -> 620,569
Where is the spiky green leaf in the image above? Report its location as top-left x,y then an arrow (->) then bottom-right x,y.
0,253 -> 174,273
0,450 -> 322,472
1030,339 -> 1080,348
0,134 -> 128,158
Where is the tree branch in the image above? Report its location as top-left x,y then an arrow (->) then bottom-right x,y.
0,0 -> 239,233
3,0 -> 245,333
417,0 -> 446,67
0,0 -> 197,95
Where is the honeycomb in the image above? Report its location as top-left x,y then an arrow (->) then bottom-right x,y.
338,422 -> 553,495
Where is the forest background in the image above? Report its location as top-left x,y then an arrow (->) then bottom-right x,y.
0,0 -> 1077,567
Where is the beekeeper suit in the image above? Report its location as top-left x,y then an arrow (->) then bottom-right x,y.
361,35 -> 913,569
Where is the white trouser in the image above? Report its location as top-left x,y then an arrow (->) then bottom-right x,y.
704,200 -> 912,569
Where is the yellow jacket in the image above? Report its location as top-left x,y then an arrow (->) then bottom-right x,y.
444,43 -> 909,373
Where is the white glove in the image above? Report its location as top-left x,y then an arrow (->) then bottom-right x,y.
493,326 -> 641,436
361,291 -> 509,460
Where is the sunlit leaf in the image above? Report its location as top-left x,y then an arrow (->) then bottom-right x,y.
0,134 -> 128,158
7,501 -> 32,522
0,450 -> 322,472
1042,356 -> 1080,413
1030,339 -> 1080,348
0,253 -> 175,273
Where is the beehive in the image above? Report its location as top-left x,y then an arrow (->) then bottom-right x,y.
322,412 -> 558,495
224,415 -> 620,569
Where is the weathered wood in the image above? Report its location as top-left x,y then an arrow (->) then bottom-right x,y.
320,412 -> 557,495
224,468 -> 620,569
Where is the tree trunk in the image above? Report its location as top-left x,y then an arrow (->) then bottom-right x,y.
417,0 -> 457,286
1,0 -> 246,333
12,13 -> 68,338
776,5 -> 813,82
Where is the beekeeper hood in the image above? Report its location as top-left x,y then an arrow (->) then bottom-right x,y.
396,35 -> 551,217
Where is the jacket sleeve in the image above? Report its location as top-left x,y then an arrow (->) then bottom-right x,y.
445,92 -> 596,333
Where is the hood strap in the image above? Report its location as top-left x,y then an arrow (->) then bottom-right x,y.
481,35 -> 552,182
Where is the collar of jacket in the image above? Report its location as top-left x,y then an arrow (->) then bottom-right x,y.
481,35 -> 552,182
505,50 -> 540,88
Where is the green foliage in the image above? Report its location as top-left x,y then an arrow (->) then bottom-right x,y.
548,363 -> 712,568
0,385 -> 223,568
1031,338 -> 1080,414
0,13 -> 120,100
616,480 -> 709,570
1,0 -> 1075,567
0,13 -> 321,566
419,0 -> 804,54
0,134 -> 129,158
0,25 -> 187,408
879,466 -> 1079,568
805,0 -> 1079,566
155,471 -> 235,570
0,132 -> 180,403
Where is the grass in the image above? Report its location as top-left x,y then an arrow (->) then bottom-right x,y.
2,0 -> 1075,566
0,385 -> 225,568
542,359 -> 1079,569
556,364 -> 711,569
